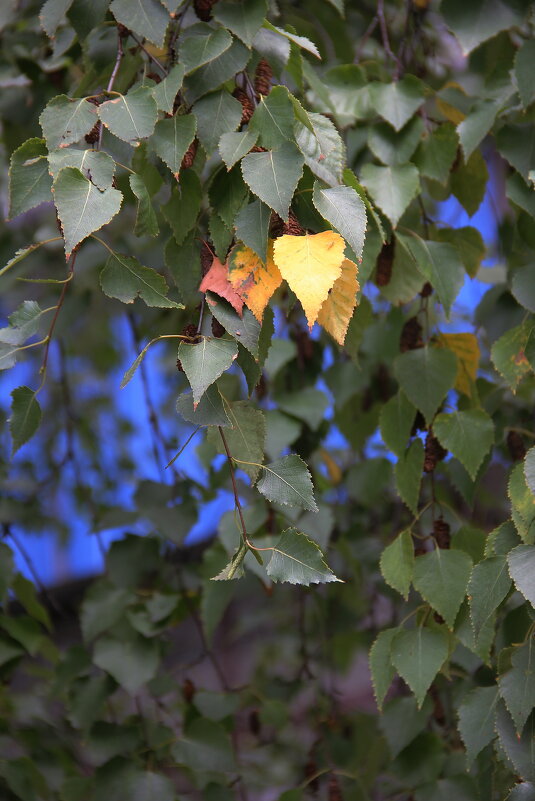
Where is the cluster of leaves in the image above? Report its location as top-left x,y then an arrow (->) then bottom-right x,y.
1,0 -> 535,799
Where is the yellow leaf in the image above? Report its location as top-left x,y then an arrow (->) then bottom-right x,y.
438,333 -> 479,396
320,448 -> 342,485
317,259 -> 360,345
227,240 -> 282,322
272,231 -> 346,328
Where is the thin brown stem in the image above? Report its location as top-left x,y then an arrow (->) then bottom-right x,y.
97,31 -> 124,149
129,32 -> 167,75
377,0 -> 401,79
218,427 -> 249,544
38,252 -> 76,390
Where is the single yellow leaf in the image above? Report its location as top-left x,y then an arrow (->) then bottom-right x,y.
227,240 -> 282,322
273,231 -> 346,328
320,448 -> 342,485
438,333 -> 479,396
317,258 -> 359,345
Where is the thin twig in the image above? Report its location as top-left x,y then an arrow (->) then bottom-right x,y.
2,523 -> 62,614
98,30 -> 124,149
377,0 -> 401,79
38,252 -> 76,391
129,31 -> 167,75
218,427 -> 248,544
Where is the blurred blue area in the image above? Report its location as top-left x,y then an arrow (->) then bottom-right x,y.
2,182 -> 499,586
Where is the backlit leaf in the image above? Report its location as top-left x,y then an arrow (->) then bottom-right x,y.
98,87 -> 158,145
312,182 -> 367,262
100,252 -> 180,309
152,113 -> 196,178
413,548 -> 473,627
433,410 -> 494,480
241,142 -> 304,220
39,95 -> 97,149
199,257 -> 244,315
8,138 -> 52,220
391,627 -> 449,707
437,333 -> 480,396
394,346 -> 457,424
317,258 -> 359,345
110,0 -> 170,48
380,529 -> 414,600
256,455 -> 318,512
266,529 -> 340,585
9,387 -> 42,456
178,338 -> 238,408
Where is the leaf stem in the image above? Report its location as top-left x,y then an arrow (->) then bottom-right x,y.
218,426 -> 249,545
37,251 -> 76,392
98,29 -> 124,149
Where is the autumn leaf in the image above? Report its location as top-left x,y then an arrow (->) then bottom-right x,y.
199,256 -> 244,315
317,258 -> 359,345
438,333 -> 479,397
272,231 -> 346,328
227,240 -> 282,322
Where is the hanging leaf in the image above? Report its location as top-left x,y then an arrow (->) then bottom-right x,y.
266,529 -> 340,585
52,167 -> 123,258
515,39 -> 535,110
199,257 -> 244,315
98,87 -> 158,145
394,347 -> 457,424
227,240 -> 280,322
380,530 -> 414,600
495,701 -> 535,782
110,0 -> 170,48
525,447 -> 535,497
433,410 -> 494,480
152,114 -> 197,178
206,293 -> 261,357
360,163 -> 419,228
457,685 -> 499,766
207,402 -> 265,481
499,639 -> 535,736
129,174 -> 158,237
413,122 -> 458,185
369,627 -> 400,710
413,548 -> 473,628
317,258 -> 359,345
508,545 -> 535,608
491,320 -> 535,392
219,130 -> 259,170
468,555 -> 511,636
380,391 -> 416,458
93,634 -> 160,695
162,171 -> 202,246
100,251 -> 181,309
437,333 -> 480,397
213,0 -> 267,46
8,138 -> 53,220
255,455 -> 318,512
391,627 -> 449,707
180,26 -> 233,74
194,90 -> 241,156
272,231 -> 346,328
312,182 -> 367,262
39,95 -> 97,149
172,718 -> 235,773
176,385 -> 231,428
398,234 -> 464,319
249,85 -> 296,149
241,142 -> 304,221
9,387 -> 42,456
48,148 -> 115,191
178,338 -> 238,408
441,0 -> 525,55
370,77 -> 426,132
152,64 -> 185,114
395,439 -> 424,515
296,112 -> 345,186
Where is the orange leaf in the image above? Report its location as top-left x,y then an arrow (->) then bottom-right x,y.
317,258 -> 359,345
272,231 -> 346,328
438,332 -> 479,396
199,257 -> 244,315
227,240 -> 282,322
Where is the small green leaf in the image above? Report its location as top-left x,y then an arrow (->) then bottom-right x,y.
241,142 -> 304,221
391,627 -> 449,707
508,545 -> 535,608
457,685 -> 499,766
360,163 -> 419,228
266,529 -> 340,585
53,167 -> 123,258
152,113 -> 197,178
129,174 -> 158,237
380,391 -> 416,458
295,112 -> 345,186
370,76 -> 425,131
213,0 -> 267,46
249,85 -> 296,149
9,387 -> 42,456
48,148 -> 115,191
433,410 -> 494,480
515,39 -> 535,109
110,0 -> 170,48
8,138 -> 53,220
93,634 -> 160,695
206,293 -> 261,357
491,320 -> 535,391
180,25 -> 233,74
162,170 -> 202,245
394,346 -> 457,424
234,199 -> 271,263
369,627 -> 400,709
395,439 -> 424,515
100,252 -> 181,308
495,701 -> 535,781
458,99 -> 499,160
176,385 -> 231,428
98,87 -> 158,144
152,63 -> 185,113
499,639 -> 535,736
413,122 -> 458,185
312,181 -> 367,262
413,548 -> 473,627
451,149 -> 488,217
468,555 -> 511,636
398,234 -> 464,319
207,401 -> 265,481
39,95 -> 97,149
441,0 -> 525,55
178,338 -> 238,408
256,454 -> 318,512
194,90 -> 241,156
184,38 -> 250,104
172,718 -> 235,773
380,530 -> 414,600
219,130 -> 258,170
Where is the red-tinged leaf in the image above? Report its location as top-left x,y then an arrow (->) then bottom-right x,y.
199,257 -> 244,316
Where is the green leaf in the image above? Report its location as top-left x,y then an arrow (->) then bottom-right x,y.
211,544 -> 247,581
249,85 -> 296,149
262,21 -> 320,58
394,346 -> 457,424
391,627 -> 449,707
172,718 -> 235,773
495,701 -> 535,781
525,447 -> 535,496
93,634 -> 159,694
207,401 -> 265,481
80,581 -> 133,641
275,388 -> 329,431
100,251 -> 180,308
129,174 -> 158,237
39,95 -> 97,149
455,599 -> 494,663
98,87 -> 158,144
110,0 -> 170,48
152,113 -> 197,177
162,170 -> 202,245
360,163 -> 419,228
40,0 -> 73,37
413,122 -> 458,185
213,0 -> 267,46
380,695 -> 433,759
207,293 -> 260,357
234,199 -> 271,263
497,125 -> 535,181
435,226 -> 485,278
451,149 -> 488,217
152,63 -> 185,114
507,171 -> 535,218
369,627 -> 400,709
180,25 -> 233,74
508,545 -> 535,608
295,112 -> 345,186
515,39 -> 535,109
380,529 -> 414,600
53,167 -> 122,258
209,164 -> 249,228
184,38 -> 250,104
499,639 -> 535,736
395,439 -> 424,515
368,116 -> 424,167
370,76 -> 426,131
12,574 -> 51,630
9,387 -> 42,456
266,529 -> 340,585
312,181 -> 367,262
491,320 -> 534,391
0,301 -> 43,347
512,265 -> 535,314
241,142 -> 304,221
398,234 -> 464,319
178,338 -> 238,408
413,548 -> 473,627
507,783 -> 535,801
176,385 -> 231,428
256,455 -> 318,512
458,99 -> 499,160
468,555 -> 511,636
48,148 -> 115,191
209,212 -> 233,261
433,410 -> 494,480
219,130 -> 258,170
457,685 -> 499,766
441,0 -> 525,55
380,390 -> 416,458
8,138 -> 53,220
194,89 -> 241,155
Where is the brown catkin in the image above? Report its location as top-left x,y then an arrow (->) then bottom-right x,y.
248,709 -> 261,736
424,429 -> 447,473
400,316 -> 424,353
254,59 -> 273,96
282,210 -> 304,236
233,87 -> 254,124
84,123 -> 101,144
507,430 -> 526,461
410,410 -> 426,437
420,281 -> 433,297
269,213 -> 285,239
182,678 -> 195,703
200,242 -> 213,277
117,23 -> 130,38
304,759 -> 319,795
193,0 -> 218,21
211,317 -> 225,338
375,239 -> 395,286
433,517 -> 451,549
414,545 -> 427,557
328,774 -> 343,801
250,145 -> 267,153
181,138 -> 198,171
